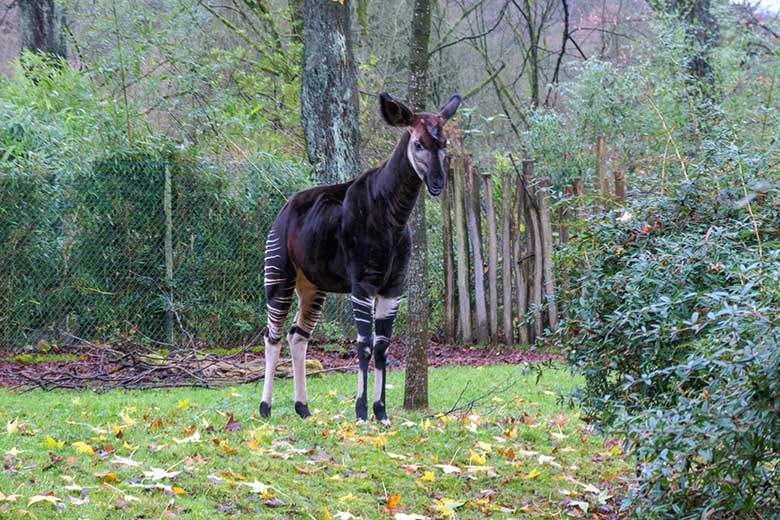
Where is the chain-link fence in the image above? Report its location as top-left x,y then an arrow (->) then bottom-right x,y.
0,151 -> 360,349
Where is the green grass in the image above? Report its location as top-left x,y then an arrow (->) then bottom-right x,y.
0,364 -> 628,519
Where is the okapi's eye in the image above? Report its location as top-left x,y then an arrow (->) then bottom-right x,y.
414,140 -> 423,151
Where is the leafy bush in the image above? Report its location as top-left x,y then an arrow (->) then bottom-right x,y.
560,162 -> 780,517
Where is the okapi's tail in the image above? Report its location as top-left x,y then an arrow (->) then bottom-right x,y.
263,225 -> 295,344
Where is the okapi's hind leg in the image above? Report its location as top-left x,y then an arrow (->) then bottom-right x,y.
288,277 -> 326,419
260,229 -> 295,418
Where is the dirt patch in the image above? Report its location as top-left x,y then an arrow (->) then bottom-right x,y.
0,339 -> 561,390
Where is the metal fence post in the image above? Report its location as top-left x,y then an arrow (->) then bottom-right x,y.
164,163 -> 174,344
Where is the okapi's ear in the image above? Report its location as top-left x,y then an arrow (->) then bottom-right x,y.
379,92 -> 414,127
439,94 -> 462,121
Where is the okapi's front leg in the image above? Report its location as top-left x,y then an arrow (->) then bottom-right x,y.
373,294 -> 402,424
351,288 -> 376,421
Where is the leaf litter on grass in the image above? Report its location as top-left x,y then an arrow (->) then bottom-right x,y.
0,364 -> 630,518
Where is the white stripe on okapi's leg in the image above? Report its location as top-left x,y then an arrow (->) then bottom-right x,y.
375,295 -> 402,319
373,368 -> 383,402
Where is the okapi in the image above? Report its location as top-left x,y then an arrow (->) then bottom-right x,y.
261,92 -> 461,422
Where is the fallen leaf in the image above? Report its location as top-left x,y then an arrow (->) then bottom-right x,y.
469,449 -> 487,465
394,514 -> 429,520
6,419 -> 21,435
171,486 -> 186,495
338,493 -> 356,503
46,435 -> 64,448
241,480 -> 271,493
433,464 -> 461,474
95,471 -> 119,483
72,441 -> 95,455
323,507 -> 332,520
432,497 -> 465,518
222,413 -> 242,432
522,468 -> 541,479
177,400 -> 189,410
386,492 -> 401,508
28,495 -> 60,507
333,512 -> 355,520
111,455 -> 140,467
143,468 -> 181,481
420,471 -> 435,482
173,431 -> 201,444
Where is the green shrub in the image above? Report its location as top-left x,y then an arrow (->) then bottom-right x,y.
560,163 -> 780,517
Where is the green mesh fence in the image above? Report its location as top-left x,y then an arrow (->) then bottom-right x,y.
0,151 -> 359,349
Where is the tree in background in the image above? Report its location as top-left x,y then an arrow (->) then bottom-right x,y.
301,0 -> 360,184
18,0 -> 66,61
403,0 -> 434,411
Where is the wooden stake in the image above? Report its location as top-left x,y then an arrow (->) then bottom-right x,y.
560,185 -> 572,244
465,157 -> 489,343
522,160 -> 543,340
482,172 -> 498,342
501,169 -> 514,344
453,154 -> 472,343
442,161 -> 456,342
595,135 -> 608,205
537,177 -> 558,331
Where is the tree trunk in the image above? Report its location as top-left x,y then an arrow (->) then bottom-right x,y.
572,176 -> 585,222
453,152 -> 472,343
482,173 -> 498,342
536,177 -> 558,331
465,157 -> 489,343
501,170 -> 513,344
18,0 -> 67,61
301,0 -> 360,184
442,162 -> 456,343
403,0 -> 433,411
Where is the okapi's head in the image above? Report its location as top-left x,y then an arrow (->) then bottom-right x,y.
379,92 -> 462,197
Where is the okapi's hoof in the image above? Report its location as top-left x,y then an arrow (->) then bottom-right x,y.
294,401 -> 311,419
355,397 -> 368,422
259,401 -> 271,418
373,401 -> 389,423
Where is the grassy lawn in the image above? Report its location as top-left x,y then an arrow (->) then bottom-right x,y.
0,364 -> 628,519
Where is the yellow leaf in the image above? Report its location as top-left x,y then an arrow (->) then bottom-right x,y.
95,472 -> 118,483
72,441 -> 95,455
523,468 -> 541,479
323,507 -> 332,520
469,449 -> 487,465
420,471 -> 435,482
171,486 -> 186,495
177,400 -> 189,410
386,492 -> 401,507
338,492 -> 356,503
120,413 -> 136,426
28,495 -> 60,506
46,435 -> 64,448
476,441 -> 492,453
6,418 -> 21,435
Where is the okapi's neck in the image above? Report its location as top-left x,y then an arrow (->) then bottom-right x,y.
373,130 -> 423,228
